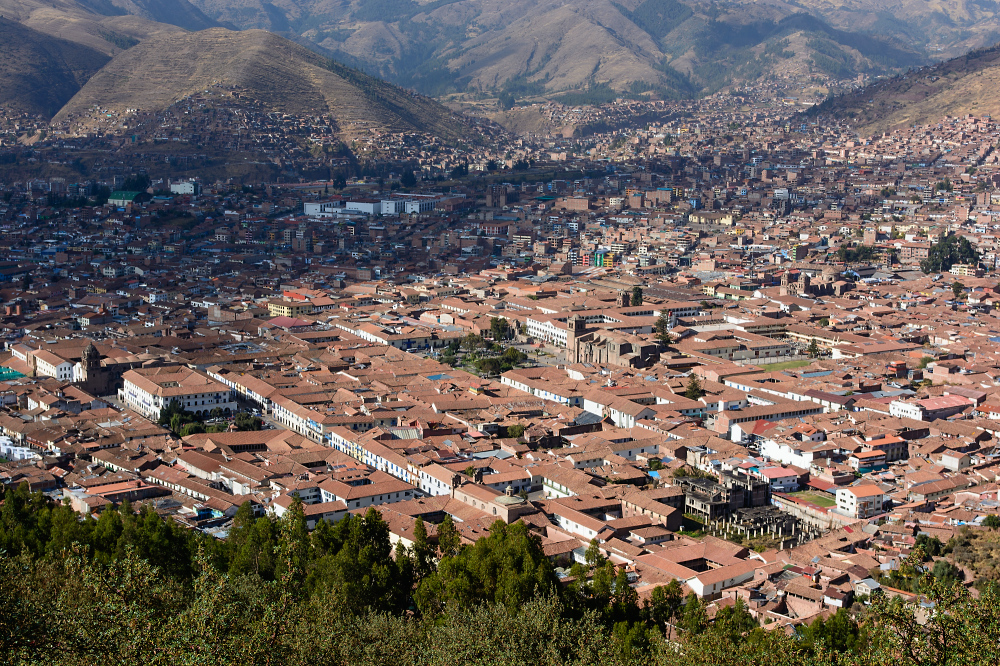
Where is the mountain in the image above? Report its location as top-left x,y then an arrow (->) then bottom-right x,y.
803,44 -> 1000,133
781,0 -> 1000,61
52,28 -> 475,140
0,0 -> 191,57
75,0 -> 221,31
0,17 -> 111,118
6,0 -> 1000,105
179,0 -> 930,97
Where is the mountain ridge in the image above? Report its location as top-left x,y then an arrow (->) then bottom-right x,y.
51,28 -> 476,142
183,0 -> 931,97
803,43 -> 1000,133
0,17 -> 111,118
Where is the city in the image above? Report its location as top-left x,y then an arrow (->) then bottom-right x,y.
2,6 -> 1000,664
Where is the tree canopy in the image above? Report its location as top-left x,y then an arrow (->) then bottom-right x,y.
920,234 -> 979,274
655,311 -> 672,346
1,481 -> 999,666
683,375 -> 704,400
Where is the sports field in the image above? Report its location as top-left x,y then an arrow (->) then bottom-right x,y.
787,490 -> 836,508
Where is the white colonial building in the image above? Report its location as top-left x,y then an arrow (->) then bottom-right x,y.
119,366 -> 236,420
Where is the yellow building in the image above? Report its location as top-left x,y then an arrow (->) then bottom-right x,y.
267,299 -> 314,318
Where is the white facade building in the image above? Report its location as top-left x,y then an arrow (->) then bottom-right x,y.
32,349 -> 73,382
169,181 -> 199,195
303,201 -> 344,217
119,367 -> 236,420
835,486 -> 886,519
889,400 -> 925,421
346,200 -> 381,215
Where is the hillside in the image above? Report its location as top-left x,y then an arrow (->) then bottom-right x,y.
787,0 -> 1000,61
0,18 -> 111,118
80,0 -> 220,31
3,0 -> 999,105
0,0 -> 188,57
52,28 -> 474,141
181,0 -> 929,97
803,44 -> 1000,134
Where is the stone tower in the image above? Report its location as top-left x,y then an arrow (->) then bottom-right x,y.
81,342 -> 100,382
79,342 -> 106,394
566,315 -> 587,362
798,272 -> 811,295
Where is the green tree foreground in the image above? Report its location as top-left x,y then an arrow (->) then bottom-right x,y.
0,481 -> 998,666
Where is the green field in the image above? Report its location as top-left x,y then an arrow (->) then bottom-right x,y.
788,491 -> 836,508
764,359 -> 813,371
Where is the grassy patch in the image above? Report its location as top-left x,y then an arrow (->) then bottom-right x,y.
765,359 -> 813,371
788,491 -> 836,507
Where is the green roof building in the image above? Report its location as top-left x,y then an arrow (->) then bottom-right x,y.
108,191 -> 141,206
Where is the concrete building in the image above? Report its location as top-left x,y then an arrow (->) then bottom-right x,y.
835,485 -> 886,519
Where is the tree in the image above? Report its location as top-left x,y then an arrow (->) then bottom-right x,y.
654,311 -> 672,346
612,620 -> 653,662
490,317 -> 511,341
612,568 -> 639,624
920,233 -> 979,274
819,317 -> 829,327
504,424 -> 525,439
800,607 -> 861,653
304,509 -> 410,615
983,514 -> 1000,529
631,286 -> 643,306
583,538 -> 605,570
475,358 -> 501,376
234,412 -> 263,431
275,495 -> 308,584
932,559 -> 963,587
122,173 -> 151,191
400,171 -> 417,188
158,398 -> 188,428
228,512 -> 278,580
952,280 -> 965,299
415,521 -> 557,616
410,517 -> 435,582
678,593 -> 707,635
179,423 -> 206,437
914,534 -> 944,558
436,514 -> 461,559
712,598 -> 757,640
462,333 -> 484,352
918,356 -> 934,369
837,244 -> 878,264
647,579 -> 683,636
683,375 -> 704,400
807,338 -> 820,358
502,347 -> 526,366
863,574 -> 1000,666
